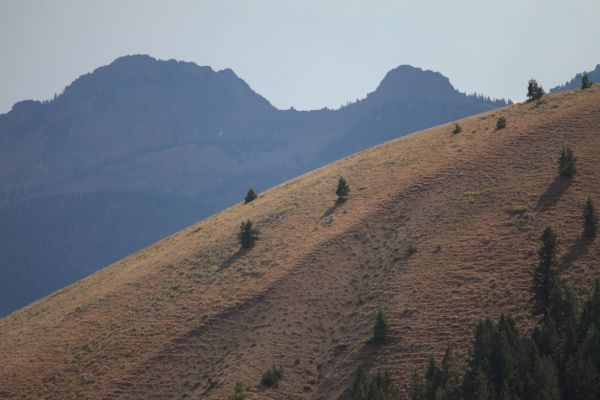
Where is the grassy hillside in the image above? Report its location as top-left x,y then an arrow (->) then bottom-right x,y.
0,86 -> 598,400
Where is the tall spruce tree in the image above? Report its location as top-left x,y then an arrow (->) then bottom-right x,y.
372,310 -> 389,345
558,146 -> 576,178
244,188 -> 257,204
527,79 -> 545,102
532,227 -> 559,316
583,197 -> 598,238
336,176 -> 350,203
581,72 -> 593,89
237,220 -> 260,249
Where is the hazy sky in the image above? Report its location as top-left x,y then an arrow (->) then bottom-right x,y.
1,0 -> 599,114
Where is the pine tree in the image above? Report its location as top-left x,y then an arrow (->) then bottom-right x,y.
583,197 -> 597,238
410,372 -> 426,400
336,176 -> 350,203
496,116 -> 506,130
527,79 -> 545,102
577,280 -> 600,342
452,123 -> 462,134
352,364 -> 368,398
581,72 -> 593,90
353,367 -> 401,400
532,227 -> 559,316
227,382 -> 247,400
558,146 -> 576,178
372,310 -> 389,345
440,346 -> 461,399
237,220 -> 260,249
525,356 -> 560,400
260,364 -> 283,387
244,188 -> 257,204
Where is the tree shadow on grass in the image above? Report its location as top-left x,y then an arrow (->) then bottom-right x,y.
535,176 -> 572,212
559,235 -> 594,271
220,247 -> 247,270
322,199 -> 345,219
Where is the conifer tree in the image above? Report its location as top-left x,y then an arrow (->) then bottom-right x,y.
527,79 -> 545,102
496,116 -> 506,130
581,72 -> 593,89
410,372 -> 426,400
583,197 -> 597,238
532,227 -> 559,316
524,356 -> 560,400
452,123 -> 462,134
227,382 -> 247,400
558,146 -> 576,178
244,188 -> 257,204
336,176 -> 350,203
372,310 -> 389,345
352,364 -> 368,398
237,220 -> 260,249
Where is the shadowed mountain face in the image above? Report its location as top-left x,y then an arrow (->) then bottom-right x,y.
0,55 -> 508,316
550,64 -> 600,93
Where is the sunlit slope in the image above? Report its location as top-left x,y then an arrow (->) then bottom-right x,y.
0,87 -> 599,399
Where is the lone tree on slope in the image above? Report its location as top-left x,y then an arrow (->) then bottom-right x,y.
527,79 -> 545,102
581,72 -> 593,89
496,116 -> 507,130
583,197 -> 598,238
238,220 -> 260,249
372,310 -> 389,345
558,146 -> 577,178
532,227 -> 559,316
336,176 -> 350,203
244,188 -> 258,204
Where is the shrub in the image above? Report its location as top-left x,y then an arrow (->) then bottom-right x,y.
558,146 -> 576,178
405,244 -> 417,257
452,123 -> 462,134
581,72 -> 593,89
261,365 -> 283,387
372,310 -> 389,345
583,197 -> 597,238
336,176 -> 350,203
244,188 -> 257,204
527,79 -> 545,102
227,382 -> 247,400
496,116 -> 506,130
237,220 -> 260,249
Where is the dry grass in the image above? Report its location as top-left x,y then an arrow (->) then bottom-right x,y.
1,87 -> 600,399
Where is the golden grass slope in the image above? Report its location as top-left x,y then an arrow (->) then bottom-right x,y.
1,87 -> 600,399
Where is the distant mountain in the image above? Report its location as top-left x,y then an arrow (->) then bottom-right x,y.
0,55 -> 508,316
550,64 -> 600,93
318,65 -> 508,160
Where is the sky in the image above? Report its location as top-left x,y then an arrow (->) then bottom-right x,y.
1,0 -> 599,114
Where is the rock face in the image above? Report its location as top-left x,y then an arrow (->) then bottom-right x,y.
0,55 -> 507,316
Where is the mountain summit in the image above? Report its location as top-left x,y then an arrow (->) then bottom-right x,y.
371,65 -> 461,101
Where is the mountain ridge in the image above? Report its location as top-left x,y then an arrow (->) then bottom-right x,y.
0,55 -> 509,316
